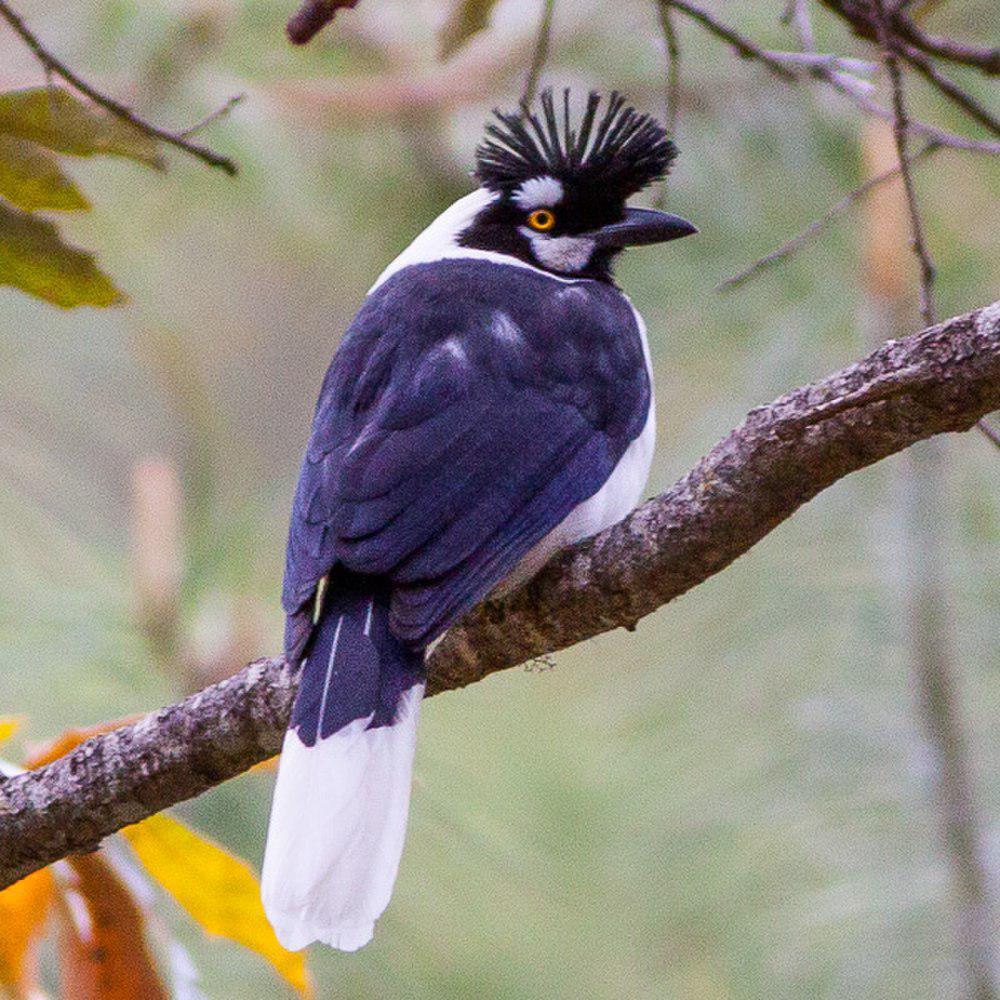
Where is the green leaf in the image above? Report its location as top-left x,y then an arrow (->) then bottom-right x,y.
0,88 -> 163,168
0,135 -> 90,212
0,200 -> 123,308
438,0 -> 500,59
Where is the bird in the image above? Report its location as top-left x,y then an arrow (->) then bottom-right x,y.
261,89 -> 696,952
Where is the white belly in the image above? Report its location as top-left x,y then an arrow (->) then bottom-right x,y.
501,403 -> 655,591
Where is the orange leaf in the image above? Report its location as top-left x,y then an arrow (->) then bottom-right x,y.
0,868 -> 54,990
122,814 -> 313,998
25,715 -> 140,769
56,852 -> 168,1000
249,754 -> 279,773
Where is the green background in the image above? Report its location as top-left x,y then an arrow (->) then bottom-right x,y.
1,0 -> 998,996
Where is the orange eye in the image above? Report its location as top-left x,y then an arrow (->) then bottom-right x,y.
527,208 -> 556,232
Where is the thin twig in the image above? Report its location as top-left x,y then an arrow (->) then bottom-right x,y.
897,43 -> 1000,137
666,0 -> 1000,154
779,0 -> 877,98
828,1 -> 1000,75
871,0 -> 935,326
783,0 -> 816,50
178,93 -> 244,138
765,49 -> 876,97
872,8 -> 998,991
765,50 -> 877,76
976,419 -> 1000,450
898,25 -> 999,75
521,0 -> 555,108
0,0 -> 238,175
718,141 -> 940,291
668,0 -> 796,79
655,1 -> 681,136
654,0 -> 681,209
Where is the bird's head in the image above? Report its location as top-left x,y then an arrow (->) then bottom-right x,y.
459,89 -> 696,282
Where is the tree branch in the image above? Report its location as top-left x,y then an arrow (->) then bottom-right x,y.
897,42 -> 1000,138
666,0 -> 1000,154
655,0 -> 681,137
821,0 -> 1000,75
717,140 -> 940,291
286,0 -> 360,45
0,301 -> 998,891
0,0 -> 239,175
871,0 -> 935,326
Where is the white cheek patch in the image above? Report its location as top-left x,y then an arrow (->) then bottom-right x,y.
521,229 -> 596,273
513,175 -> 564,209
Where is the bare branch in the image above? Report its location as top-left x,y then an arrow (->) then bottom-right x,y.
286,0 -> 360,45
821,0 -> 1000,75
1,300 -> 998,891
763,50 -> 877,77
871,0 -> 936,326
717,141 -> 940,291
897,43 -> 1000,137
899,27 -> 999,75
667,0 -> 795,79
178,93 -> 245,139
782,0 -> 815,50
655,1 -> 681,136
0,0 -> 239,175
666,0 -> 1000,154
869,9 -> 998,993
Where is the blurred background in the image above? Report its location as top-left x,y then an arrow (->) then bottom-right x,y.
1,0 -> 998,996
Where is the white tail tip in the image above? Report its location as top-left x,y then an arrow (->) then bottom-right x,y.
261,683 -> 424,951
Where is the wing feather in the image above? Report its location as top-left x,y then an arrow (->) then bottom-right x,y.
283,259 -> 649,653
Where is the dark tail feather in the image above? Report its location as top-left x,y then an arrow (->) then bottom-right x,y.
291,579 -> 424,745
262,575 -> 425,951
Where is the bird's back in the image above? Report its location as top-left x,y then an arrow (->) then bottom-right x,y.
283,257 -> 653,660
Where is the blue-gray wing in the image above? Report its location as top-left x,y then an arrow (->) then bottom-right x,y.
283,259 -> 650,654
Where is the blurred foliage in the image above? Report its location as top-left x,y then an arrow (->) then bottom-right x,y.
0,718 -> 312,998
0,0 -> 998,997
437,0 -> 500,59
0,86 -> 163,306
0,858 -> 53,990
122,815 -> 313,998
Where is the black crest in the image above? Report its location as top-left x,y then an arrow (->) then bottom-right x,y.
475,89 -> 677,201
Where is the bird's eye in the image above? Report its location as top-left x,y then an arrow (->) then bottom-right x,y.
527,208 -> 556,232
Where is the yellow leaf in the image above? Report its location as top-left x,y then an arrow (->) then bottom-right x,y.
0,868 -> 54,989
0,200 -> 122,308
0,716 -> 22,746
0,88 -> 163,168
0,134 -> 90,211
122,814 -> 313,998
438,0 -> 500,59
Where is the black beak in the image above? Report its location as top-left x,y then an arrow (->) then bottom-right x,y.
593,207 -> 697,249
